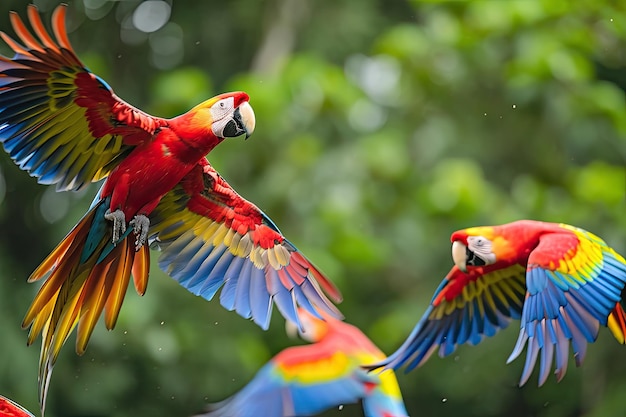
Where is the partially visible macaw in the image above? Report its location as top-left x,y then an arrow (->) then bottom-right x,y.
0,395 -> 34,417
0,5 -> 341,413
198,308 -> 408,417
370,220 -> 626,386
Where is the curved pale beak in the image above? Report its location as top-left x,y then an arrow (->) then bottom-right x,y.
452,241 -> 468,273
221,101 -> 256,139
237,101 -> 255,139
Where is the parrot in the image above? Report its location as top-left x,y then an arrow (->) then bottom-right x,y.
0,4 -> 342,413
369,220 -> 626,387
197,308 -> 408,417
0,395 -> 34,417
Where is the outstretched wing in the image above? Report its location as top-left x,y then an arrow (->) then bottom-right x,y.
197,346 -> 376,417
373,264 -> 526,372
0,5 -> 167,191
0,395 -> 34,417
506,226 -> 626,386
149,161 -> 342,330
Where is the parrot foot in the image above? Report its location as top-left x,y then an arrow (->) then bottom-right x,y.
104,209 -> 127,244
131,214 -> 150,251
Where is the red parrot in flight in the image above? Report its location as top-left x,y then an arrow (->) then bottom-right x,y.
0,5 -> 342,413
198,309 -> 408,417
370,220 -> 626,386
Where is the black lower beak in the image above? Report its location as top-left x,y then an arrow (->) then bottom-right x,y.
222,108 -> 249,139
466,247 -> 486,267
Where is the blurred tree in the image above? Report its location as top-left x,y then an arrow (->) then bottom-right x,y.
0,0 -> 624,417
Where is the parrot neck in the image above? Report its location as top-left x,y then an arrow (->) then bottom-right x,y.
488,220 -> 567,265
169,113 -> 224,156
492,220 -> 558,246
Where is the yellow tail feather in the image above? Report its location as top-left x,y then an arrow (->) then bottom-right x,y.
27,298 -> 56,346
75,259 -> 115,355
49,282 -> 85,363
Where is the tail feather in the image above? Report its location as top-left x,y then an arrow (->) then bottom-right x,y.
37,278 -> 78,416
76,259 -> 115,355
50,276 -> 86,358
104,241 -> 135,330
132,245 -> 150,295
76,239 -> 137,352
608,302 -> 626,344
38,321 -> 53,417
22,233 -> 87,327
28,214 -> 88,282
27,298 -> 55,346
21,199 -> 149,414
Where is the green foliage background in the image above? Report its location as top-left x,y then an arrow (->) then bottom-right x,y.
0,0 -> 624,416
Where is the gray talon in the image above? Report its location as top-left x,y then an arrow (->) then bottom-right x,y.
104,209 -> 127,244
130,214 -> 150,251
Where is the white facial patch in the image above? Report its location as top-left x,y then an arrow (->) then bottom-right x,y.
467,235 -> 497,264
209,96 -> 235,121
210,97 -> 236,138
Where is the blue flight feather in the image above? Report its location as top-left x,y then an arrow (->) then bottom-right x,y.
234,260 -> 253,319
249,265 -> 272,330
199,250 -> 235,300
219,256 -> 246,310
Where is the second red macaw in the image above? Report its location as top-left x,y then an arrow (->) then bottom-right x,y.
0,5 -> 341,413
198,309 -> 408,417
371,220 -> 626,386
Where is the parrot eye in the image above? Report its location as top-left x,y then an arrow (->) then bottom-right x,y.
210,97 -> 235,121
466,235 -> 496,265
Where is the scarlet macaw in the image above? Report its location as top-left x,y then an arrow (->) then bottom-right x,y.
198,308 -> 408,417
0,395 -> 34,417
371,220 -> 626,386
0,5 -> 342,412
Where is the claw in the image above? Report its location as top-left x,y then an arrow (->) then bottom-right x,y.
131,214 -> 150,251
104,209 -> 127,244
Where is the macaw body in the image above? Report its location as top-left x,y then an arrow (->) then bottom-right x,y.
200,309 -> 408,417
0,5 -> 341,413
0,396 -> 34,417
372,220 -> 626,386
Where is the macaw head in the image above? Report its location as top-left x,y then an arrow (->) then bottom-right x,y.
189,91 -> 256,139
450,226 -> 500,273
286,308 -> 330,343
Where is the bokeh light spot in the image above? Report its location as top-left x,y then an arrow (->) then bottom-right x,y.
133,1 -> 171,33
40,187 -> 70,224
